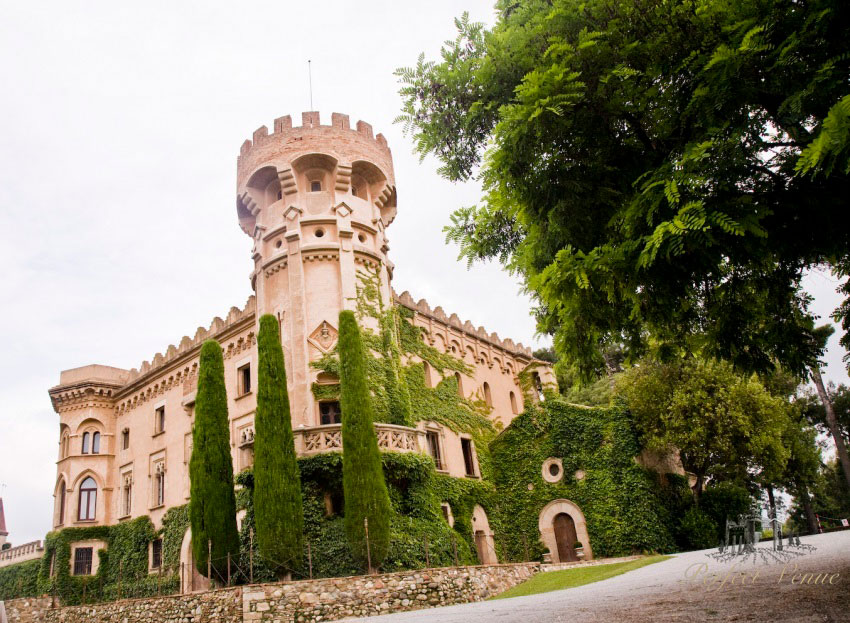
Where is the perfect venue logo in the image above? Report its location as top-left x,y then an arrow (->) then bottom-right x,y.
706,512 -> 816,565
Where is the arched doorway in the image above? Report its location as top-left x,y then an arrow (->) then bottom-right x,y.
471,505 -> 498,564
553,513 -> 579,562
538,499 -> 593,563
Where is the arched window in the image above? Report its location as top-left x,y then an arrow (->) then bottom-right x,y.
91,432 -> 101,454
78,477 -> 97,521
483,382 -> 492,407
510,391 -> 518,415
81,432 -> 90,454
310,180 -> 322,192
61,432 -> 70,459
423,361 -> 432,388
455,372 -> 464,397
56,480 -> 66,526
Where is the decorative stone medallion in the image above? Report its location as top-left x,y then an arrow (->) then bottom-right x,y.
308,321 -> 338,353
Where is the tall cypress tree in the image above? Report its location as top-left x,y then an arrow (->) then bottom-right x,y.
339,310 -> 392,571
254,314 -> 303,577
189,340 -> 240,580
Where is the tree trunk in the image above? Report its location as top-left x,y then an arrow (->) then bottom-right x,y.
798,485 -> 818,535
766,486 -> 777,525
693,472 -> 705,506
811,367 -> 850,491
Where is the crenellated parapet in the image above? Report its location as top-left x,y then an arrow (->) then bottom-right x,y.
113,296 -> 257,414
235,112 -> 397,237
394,289 -> 536,360
122,296 -> 256,384
237,111 -> 392,184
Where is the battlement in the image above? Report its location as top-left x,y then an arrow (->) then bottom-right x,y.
237,111 -> 393,187
394,290 -> 535,358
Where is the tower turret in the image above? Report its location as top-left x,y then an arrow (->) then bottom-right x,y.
235,112 -> 398,427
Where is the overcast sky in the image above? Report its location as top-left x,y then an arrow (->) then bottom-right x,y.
0,1 -> 847,545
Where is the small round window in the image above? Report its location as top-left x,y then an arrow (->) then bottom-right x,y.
315,228 -> 325,238
541,457 -> 564,483
358,233 -> 367,243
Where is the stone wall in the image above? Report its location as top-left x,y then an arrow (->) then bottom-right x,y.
4,588 -> 241,623
242,563 -> 539,622
3,563 -> 539,623
3,597 -> 52,623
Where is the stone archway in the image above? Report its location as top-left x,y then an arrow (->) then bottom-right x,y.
179,527 -> 210,594
538,499 -> 593,563
471,505 -> 498,564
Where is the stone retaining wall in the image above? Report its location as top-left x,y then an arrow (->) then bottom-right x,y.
3,563 -> 539,623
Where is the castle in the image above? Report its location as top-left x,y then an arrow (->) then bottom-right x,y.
46,112 -> 561,588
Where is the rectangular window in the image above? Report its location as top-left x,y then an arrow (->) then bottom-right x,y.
151,539 -> 162,569
426,431 -> 443,470
73,547 -> 93,576
121,474 -> 132,517
155,406 -> 165,434
319,401 -> 342,425
461,438 -> 476,477
154,468 -> 165,507
238,364 -> 251,395
122,429 -> 130,450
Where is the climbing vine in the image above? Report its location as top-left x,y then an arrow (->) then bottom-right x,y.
490,399 -> 676,560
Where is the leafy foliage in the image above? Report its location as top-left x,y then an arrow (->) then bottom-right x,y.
338,310 -> 392,570
616,358 -> 790,499
397,0 -> 850,380
0,559 -> 40,600
189,340 -> 240,579
490,400 -> 675,559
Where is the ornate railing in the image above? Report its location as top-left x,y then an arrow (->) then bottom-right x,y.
293,423 -> 426,456
0,540 -> 44,567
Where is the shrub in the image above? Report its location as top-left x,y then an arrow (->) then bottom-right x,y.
678,507 -> 718,550
189,340 -> 240,580
700,482 -> 755,541
338,310 -> 392,570
255,314 -> 304,576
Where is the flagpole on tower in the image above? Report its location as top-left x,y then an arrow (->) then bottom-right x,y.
308,60 -> 313,110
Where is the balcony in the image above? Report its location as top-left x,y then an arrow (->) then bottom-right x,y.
293,423 -> 426,456
0,541 -> 44,568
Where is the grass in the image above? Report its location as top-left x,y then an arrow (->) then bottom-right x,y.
493,555 -> 672,599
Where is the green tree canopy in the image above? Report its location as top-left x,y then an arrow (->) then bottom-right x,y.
338,310 -> 392,570
616,358 -> 790,501
254,314 -> 303,577
397,0 -> 850,380
189,340 -> 240,579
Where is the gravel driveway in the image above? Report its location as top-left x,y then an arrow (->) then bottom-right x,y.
347,531 -> 850,623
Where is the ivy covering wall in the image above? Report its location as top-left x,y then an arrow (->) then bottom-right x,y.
0,509 -> 190,604
490,400 -> 676,560
234,451 -> 482,580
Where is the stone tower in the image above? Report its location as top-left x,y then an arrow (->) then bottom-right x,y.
235,112 -> 397,428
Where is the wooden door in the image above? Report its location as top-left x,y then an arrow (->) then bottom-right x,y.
553,513 -> 578,562
474,530 -> 487,564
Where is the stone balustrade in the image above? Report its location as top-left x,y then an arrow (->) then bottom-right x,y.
0,541 -> 43,568
290,423 -> 426,456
